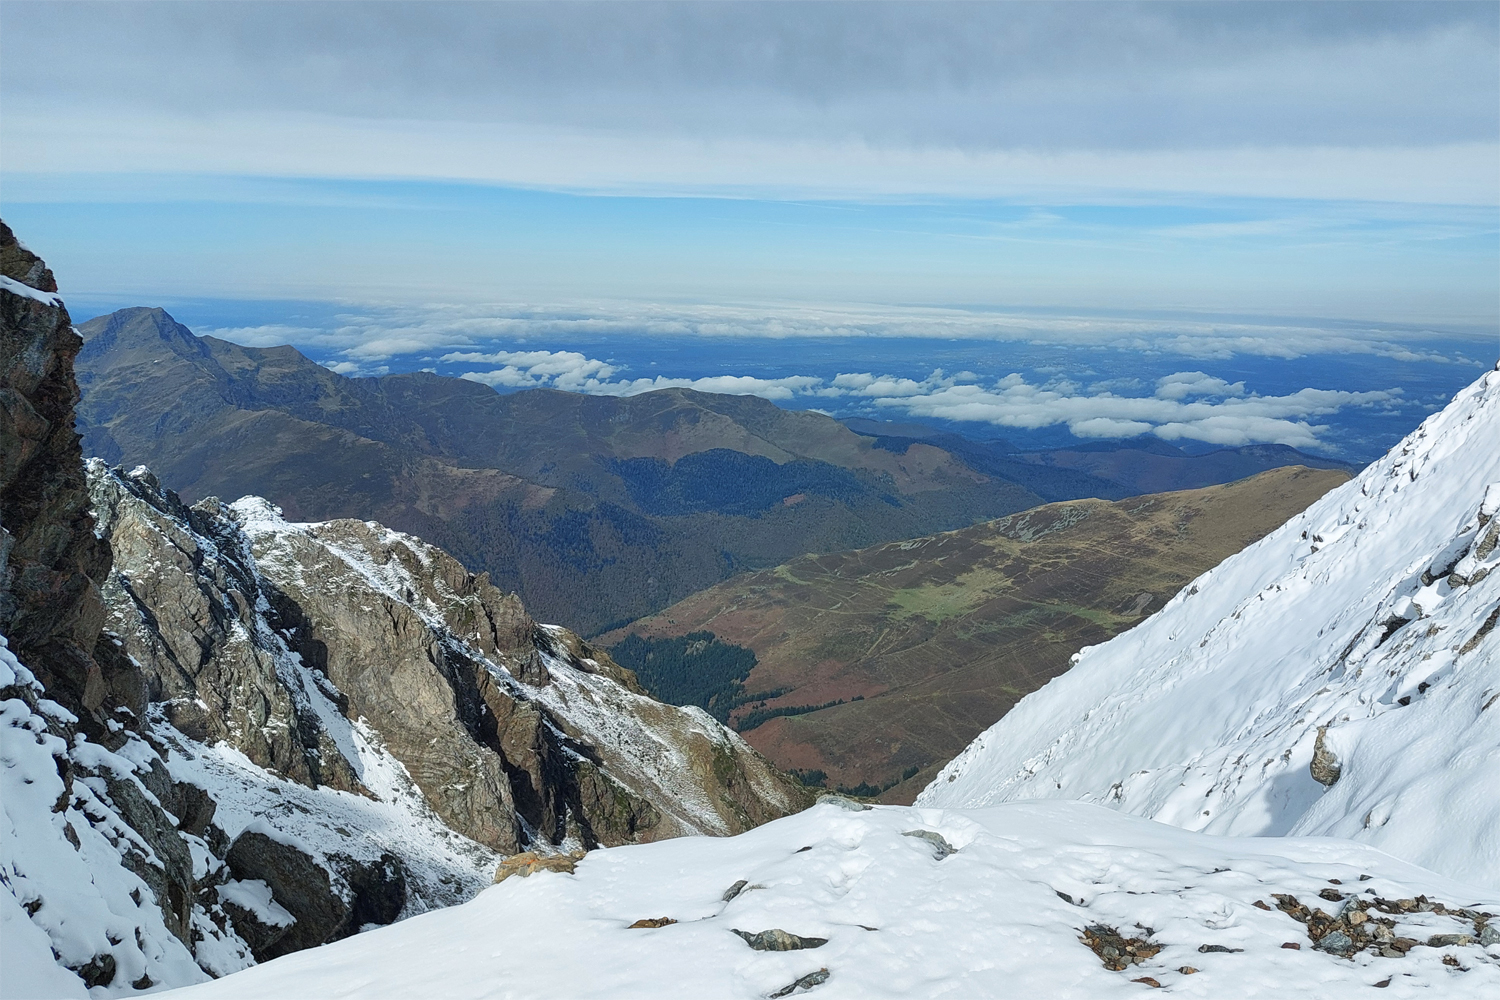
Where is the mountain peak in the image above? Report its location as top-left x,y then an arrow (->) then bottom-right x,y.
0,220 -> 58,292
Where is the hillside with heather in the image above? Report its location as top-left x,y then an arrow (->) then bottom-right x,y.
603,465 -> 1347,798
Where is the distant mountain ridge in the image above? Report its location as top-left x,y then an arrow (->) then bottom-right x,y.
76,306 -> 1356,636
75,308 -> 1046,634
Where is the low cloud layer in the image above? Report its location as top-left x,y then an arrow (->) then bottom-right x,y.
451,349 -> 821,400
438,344 -> 1400,450
197,299 -> 1475,368
847,370 -> 1400,449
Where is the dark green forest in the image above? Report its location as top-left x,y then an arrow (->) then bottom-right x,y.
608,631 -> 766,722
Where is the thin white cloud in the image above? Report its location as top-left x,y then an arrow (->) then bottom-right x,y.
445,349 -> 618,389
459,356 -> 821,401
8,111 -> 1496,205
207,300 -> 1474,366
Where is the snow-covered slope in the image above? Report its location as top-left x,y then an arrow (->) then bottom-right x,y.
2,635 -> 220,997
920,366 -> 1500,888
162,797 -> 1500,1000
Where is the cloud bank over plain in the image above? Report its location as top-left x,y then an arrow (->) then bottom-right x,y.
442,347 -> 1399,450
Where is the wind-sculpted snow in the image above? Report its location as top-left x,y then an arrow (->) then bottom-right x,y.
161,798 -> 1500,1000
921,366 -> 1500,889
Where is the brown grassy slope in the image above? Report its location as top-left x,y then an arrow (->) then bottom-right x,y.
601,466 -> 1348,801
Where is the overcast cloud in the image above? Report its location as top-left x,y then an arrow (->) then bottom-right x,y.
3,1 -> 1495,201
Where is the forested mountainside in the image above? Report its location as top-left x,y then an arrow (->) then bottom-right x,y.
73,306 -> 1352,635
1,225 -> 807,997
602,465 -> 1347,798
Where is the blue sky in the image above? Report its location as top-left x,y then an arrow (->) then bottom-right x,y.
1,2 -> 1495,458
2,176 -> 1496,327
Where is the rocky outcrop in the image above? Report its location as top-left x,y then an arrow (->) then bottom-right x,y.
221,831 -> 406,961
88,460 -> 810,856
0,220 -> 126,729
87,464 -> 363,792
1309,725 -> 1341,787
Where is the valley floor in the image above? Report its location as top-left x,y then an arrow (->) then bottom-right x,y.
161,798 -> 1500,999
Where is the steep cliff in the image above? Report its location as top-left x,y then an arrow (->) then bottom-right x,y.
3,223 -> 237,994
0,221 -> 129,729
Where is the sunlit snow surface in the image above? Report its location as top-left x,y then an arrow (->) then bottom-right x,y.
920,367 -> 1500,889
162,798 -> 1498,999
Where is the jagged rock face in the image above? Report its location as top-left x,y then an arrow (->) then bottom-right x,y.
88,462 -> 363,793
225,506 -> 528,850
0,220 -> 124,727
225,494 -> 812,850
90,464 -> 810,857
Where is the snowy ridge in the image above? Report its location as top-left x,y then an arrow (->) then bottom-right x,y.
920,366 -> 1500,888
162,798 -> 1500,1000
